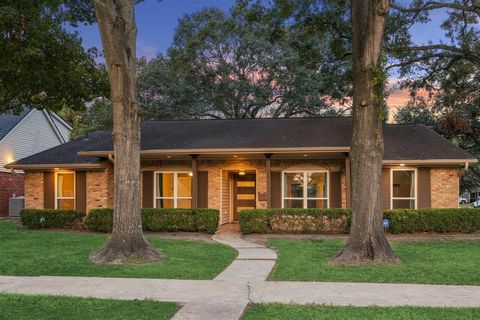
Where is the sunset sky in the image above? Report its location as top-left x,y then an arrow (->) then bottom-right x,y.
75,0 -> 448,112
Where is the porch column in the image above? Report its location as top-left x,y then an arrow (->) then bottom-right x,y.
191,155 -> 198,208
345,154 -> 351,208
265,153 -> 272,209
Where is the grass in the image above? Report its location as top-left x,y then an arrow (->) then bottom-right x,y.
0,221 -> 236,279
243,304 -> 480,320
269,238 -> 480,285
0,294 -> 177,320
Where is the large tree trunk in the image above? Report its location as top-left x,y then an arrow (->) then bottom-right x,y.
332,0 -> 398,265
91,0 -> 163,264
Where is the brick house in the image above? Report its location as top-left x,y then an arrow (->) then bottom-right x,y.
0,108 -> 71,215
5,118 -> 476,224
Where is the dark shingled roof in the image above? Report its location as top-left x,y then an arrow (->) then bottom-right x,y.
0,108 -> 31,140
9,117 -> 475,166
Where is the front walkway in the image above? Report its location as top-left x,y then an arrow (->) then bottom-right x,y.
1,225 -> 479,320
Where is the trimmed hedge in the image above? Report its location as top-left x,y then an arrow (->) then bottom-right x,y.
240,208 -> 480,234
384,208 -> 480,233
85,208 -> 219,234
240,208 -> 352,234
20,209 -> 85,229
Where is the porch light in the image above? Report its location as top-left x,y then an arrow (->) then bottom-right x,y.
303,154 -> 308,157
238,170 -> 246,176
188,172 -> 193,177
233,155 -> 238,158
166,156 -> 172,159
399,163 -> 405,167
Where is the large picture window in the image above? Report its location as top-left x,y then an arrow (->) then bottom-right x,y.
391,169 -> 416,209
283,171 -> 328,208
56,172 -> 75,210
155,172 -> 192,208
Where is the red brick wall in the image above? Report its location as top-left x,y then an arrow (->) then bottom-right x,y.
0,172 -> 24,215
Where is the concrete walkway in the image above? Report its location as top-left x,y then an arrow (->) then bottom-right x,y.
1,225 -> 479,320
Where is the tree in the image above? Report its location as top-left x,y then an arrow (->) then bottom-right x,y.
0,0 -> 107,113
66,99 -> 113,139
137,0 -> 352,119
333,0 -> 399,265
91,0 -> 163,264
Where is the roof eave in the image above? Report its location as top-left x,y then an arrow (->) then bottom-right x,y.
4,163 -> 106,171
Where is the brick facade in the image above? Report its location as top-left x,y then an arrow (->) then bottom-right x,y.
430,168 -> 460,208
0,172 -> 24,215
22,162 -> 462,218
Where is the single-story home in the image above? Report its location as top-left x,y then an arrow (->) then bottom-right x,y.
5,117 -> 477,224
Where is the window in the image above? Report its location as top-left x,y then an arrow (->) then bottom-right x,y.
56,172 -> 75,210
155,172 -> 192,208
391,169 -> 416,209
283,171 -> 328,208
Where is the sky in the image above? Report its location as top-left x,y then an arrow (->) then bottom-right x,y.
74,0 -> 449,109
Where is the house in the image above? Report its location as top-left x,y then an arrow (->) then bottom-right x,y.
0,108 -> 72,215
5,117 -> 476,223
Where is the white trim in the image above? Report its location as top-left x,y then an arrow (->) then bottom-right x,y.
281,170 -> 330,209
50,112 -> 73,130
42,110 -> 66,144
153,171 -> 192,208
55,171 -> 76,209
390,167 -> 417,210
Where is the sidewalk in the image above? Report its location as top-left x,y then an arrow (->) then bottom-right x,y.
1,225 -> 479,320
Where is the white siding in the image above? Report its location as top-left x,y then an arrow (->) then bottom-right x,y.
50,113 -> 71,142
0,109 -> 68,172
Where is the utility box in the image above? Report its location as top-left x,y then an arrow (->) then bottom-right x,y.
9,196 -> 24,217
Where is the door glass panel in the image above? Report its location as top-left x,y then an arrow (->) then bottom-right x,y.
177,173 -> 192,197
308,172 -> 327,198
284,173 -> 303,198
57,173 -> 74,198
57,199 -> 74,210
237,181 -> 255,187
177,199 -> 192,208
237,194 -> 255,200
156,173 -> 174,197
393,171 -> 415,197
156,198 -> 174,208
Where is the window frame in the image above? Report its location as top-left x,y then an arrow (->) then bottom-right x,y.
55,171 -> 76,210
153,171 -> 193,208
281,170 -> 330,209
390,167 -> 417,210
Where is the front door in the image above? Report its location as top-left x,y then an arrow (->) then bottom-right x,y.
233,173 -> 256,221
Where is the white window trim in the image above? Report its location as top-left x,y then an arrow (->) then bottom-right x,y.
55,171 -> 76,209
390,167 -> 417,210
281,170 -> 330,209
154,171 -> 192,208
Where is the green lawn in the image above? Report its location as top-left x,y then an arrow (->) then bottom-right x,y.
243,304 -> 480,320
269,238 -> 480,285
0,221 -> 236,279
0,294 -> 177,320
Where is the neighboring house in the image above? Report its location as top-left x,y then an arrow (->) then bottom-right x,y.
0,108 -> 72,215
5,117 -> 477,223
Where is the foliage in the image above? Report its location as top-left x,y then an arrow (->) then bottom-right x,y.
86,208 -> 219,234
0,0 -> 107,113
384,208 -> 480,233
137,0 -> 352,119
240,208 -> 480,234
0,220 -> 236,279
67,98 -> 113,139
243,304 -> 480,320
268,238 -> 480,284
0,294 -> 177,320
239,208 -> 352,234
20,209 -> 84,229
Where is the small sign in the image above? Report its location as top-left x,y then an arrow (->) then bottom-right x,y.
382,218 -> 390,229
39,216 -> 46,228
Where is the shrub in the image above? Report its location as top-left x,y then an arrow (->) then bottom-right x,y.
240,208 -> 352,234
384,208 -> 480,233
84,208 -> 114,233
85,208 -> 219,234
20,209 -> 84,229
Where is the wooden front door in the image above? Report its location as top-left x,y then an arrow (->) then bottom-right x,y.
233,173 -> 256,221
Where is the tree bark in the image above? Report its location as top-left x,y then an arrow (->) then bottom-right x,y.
91,0 -> 163,264
332,0 -> 399,265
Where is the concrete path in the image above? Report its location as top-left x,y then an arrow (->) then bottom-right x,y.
1,225 -> 480,319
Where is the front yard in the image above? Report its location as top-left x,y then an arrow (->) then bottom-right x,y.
243,304 -> 480,320
0,221 -> 236,279
0,294 -> 178,320
269,238 -> 480,285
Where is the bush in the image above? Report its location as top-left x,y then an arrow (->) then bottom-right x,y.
384,208 -> 480,233
85,208 -> 219,234
20,209 -> 84,229
240,208 -> 352,234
